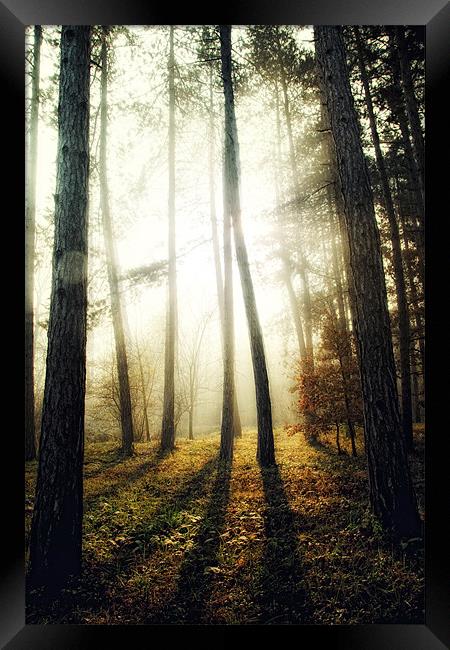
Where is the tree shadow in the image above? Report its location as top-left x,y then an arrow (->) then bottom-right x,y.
258,464 -> 313,624
150,457 -> 232,624
84,447 -> 168,507
83,445 -> 135,479
26,454 -> 219,623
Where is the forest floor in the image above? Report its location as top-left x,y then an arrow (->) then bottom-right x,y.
25,425 -> 425,625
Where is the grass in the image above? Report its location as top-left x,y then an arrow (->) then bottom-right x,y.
25,426 -> 424,625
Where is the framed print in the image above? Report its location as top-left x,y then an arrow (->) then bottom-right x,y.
4,0 -> 448,647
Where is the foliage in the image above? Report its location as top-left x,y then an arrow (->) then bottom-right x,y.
26,429 -> 424,624
291,299 -> 363,448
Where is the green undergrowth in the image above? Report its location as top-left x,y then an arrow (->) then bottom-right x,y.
25,426 -> 424,625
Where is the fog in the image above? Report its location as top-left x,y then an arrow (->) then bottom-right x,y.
29,25 -> 333,442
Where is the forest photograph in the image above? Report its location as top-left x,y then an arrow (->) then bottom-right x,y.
24,24 -> 426,626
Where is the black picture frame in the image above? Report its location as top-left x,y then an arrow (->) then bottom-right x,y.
5,0 -> 448,647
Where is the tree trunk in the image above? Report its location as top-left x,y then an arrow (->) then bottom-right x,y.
275,41 -> 314,368
354,27 -> 413,451
282,256 -> 307,360
208,65 -> 242,439
314,26 -> 420,538
25,25 -> 42,462
393,27 -> 424,202
219,25 -> 275,466
161,26 -> 177,452
319,101 -> 359,344
273,82 -> 308,361
28,26 -> 91,589
135,338 -> 151,441
327,188 -> 348,334
386,33 -> 424,257
100,26 -> 134,456
396,183 -> 425,374
219,144 -> 235,462
188,378 -> 194,440
322,102 -> 359,452
335,423 -> 341,455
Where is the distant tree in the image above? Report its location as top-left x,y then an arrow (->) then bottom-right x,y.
292,295 -> 362,455
219,25 -> 275,466
161,25 -> 178,452
25,25 -> 42,462
314,26 -> 421,538
178,312 -> 213,440
28,26 -> 92,589
293,353 -> 362,455
248,25 -> 316,368
205,53 -> 242,439
99,26 -> 134,456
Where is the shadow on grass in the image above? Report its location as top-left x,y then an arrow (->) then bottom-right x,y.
26,453 -> 219,623
83,445 -> 130,478
258,463 -> 313,624
84,447 -> 168,507
150,457 -> 232,624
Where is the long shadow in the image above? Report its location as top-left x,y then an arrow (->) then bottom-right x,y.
84,447 -> 168,508
149,456 -> 232,624
26,454 -> 219,624
258,464 -> 313,624
83,445 -> 127,478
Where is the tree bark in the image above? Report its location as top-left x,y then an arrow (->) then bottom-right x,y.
25,26 -> 42,462
161,26 -> 177,452
28,26 -> 91,588
220,25 -> 275,466
393,27 -> 424,202
219,147 -> 235,462
208,65 -> 242,439
386,32 -> 424,257
100,26 -> 134,456
315,26 -> 420,538
354,27 -> 413,451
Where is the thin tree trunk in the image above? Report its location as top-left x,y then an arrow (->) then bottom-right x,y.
25,25 -> 42,462
273,85 -> 307,360
393,27 -> 424,201
315,26 -> 420,538
320,101 -> 359,343
336,349 -> 357,457
28,26 -> 91,589
386,33 -> 424,255
282,256 -> 307,360
275,42 -> 314,368
410,350 -> 422,423
219,25 -> 275,466
135,338 -> 151,442
219,153 -> 235,462
326,187 -> 348,333
100,26 -> 134,456
354,27 -> 413,451
208,65 -> 242,438
161,26 -> 177,452
336,423 -> 341,455
396,183 -> 425,373
188,375 -> 194,440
